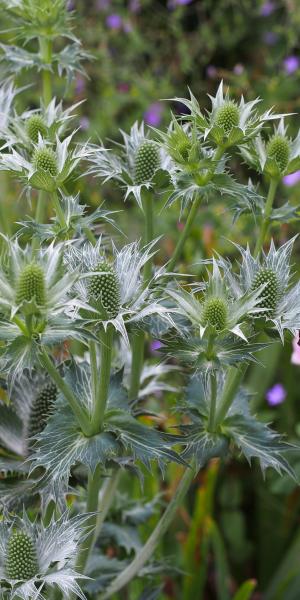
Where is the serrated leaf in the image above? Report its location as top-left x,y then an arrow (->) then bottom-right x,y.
100,522 -> 141,554
271,202 -> 300,223
29,169 -> 56,192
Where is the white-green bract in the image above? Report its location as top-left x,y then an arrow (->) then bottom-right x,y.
65,238 -> 176,345
0,511 -> 88,600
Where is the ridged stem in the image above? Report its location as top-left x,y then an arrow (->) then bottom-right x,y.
254,178 -> 278,257
207,371 -> 217,432
91,325 -> 113,434
32,190 -> 46,253
99,464 -> 196,599
39,37 -> 53,106
215,363 -> 248,426
166,194 -> 202,273
76,463 -> 102,572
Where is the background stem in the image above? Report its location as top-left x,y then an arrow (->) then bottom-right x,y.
39,37 -> 53,106
76,463 -> 102,572
167,194 -> 202,273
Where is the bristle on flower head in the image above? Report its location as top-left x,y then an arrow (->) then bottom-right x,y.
16,263 -> 46,306
27,383 -> 57,441
26,115 -> 47,144
89,261 -> 120,319
214,101 -> 240,133
33,147 -> 57,176
267,135 -> 290,172
6,531 -> 38,580
134,141 -> 160,184
252,268 -> 280,317
202,297 -> 228,330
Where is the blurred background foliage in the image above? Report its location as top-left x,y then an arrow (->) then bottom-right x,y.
2,1 -> 300,598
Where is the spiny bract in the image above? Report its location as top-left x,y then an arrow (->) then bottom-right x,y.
134,141 -> 160,184
6,530 -> 38,581
251,268 -> 280,316
33,146 -> 58,176
89,261 -> 120,319
267,135 -> 290,172
214,101 -> 240,134
202,297 -> 228,331
16,263 -> 46,306
27,383 -> 57,440
26,115 -> 47,144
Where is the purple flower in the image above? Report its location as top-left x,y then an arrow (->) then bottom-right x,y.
96,0 -> 111,10
106,13 -> 122,29
266,383 -> 286,406
150,340 -> 163,354
168,0 -> 193,7
283,170 -> 300,186
260,1 -> 275,16
206,65 -> 217,79
233,63 -> 244,75
144,102 -> 163,126
80,116 -> 90,131
67,0 -> 75,10
263,31 -> 278,45
283,55 -> 300,74
129,0 -> 141,12
75,75 -> 86,95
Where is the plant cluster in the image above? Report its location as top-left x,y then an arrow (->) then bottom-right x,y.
0,2 -> 300,600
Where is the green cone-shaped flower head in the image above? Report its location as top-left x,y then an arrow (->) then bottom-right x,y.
33,147 -> 58,176
89,261 -> 120,319
252,268 -> 280,316
202,297 -> 228,331
267,135 -> 290,172
134,141 -> 160,184
16,263 -> 46,306
27,383 -> 57,440
214,101 -> 240,133
26,115 -> 47,144
6,530 -> 38,580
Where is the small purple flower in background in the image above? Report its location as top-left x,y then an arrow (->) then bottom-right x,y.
150,340 -> 163,354
123,21 -> 133,33
260,1 -> 275,17
168,0 -> 193,8
67,0 -> 75,10
177,221 -> 184,231
96,0 -> 111,10
283,170 -> 300,186
233,63 -> 244,75
283,55 -> 300,75
106,13 -> 122,29
206,65 -> 217,79
80,117 -> 90,131
117,82 -> 130,93
129,0 -> 141,12
144,102 -> 163,126
75,75 -> 86,95
291,335 -> 300,366
266,383 -> 286,406
263,31 -> 278,45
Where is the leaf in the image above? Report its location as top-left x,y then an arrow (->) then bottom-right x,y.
100,522 -> 141,554
224,413 -> 296,478
0,401 -> 23,455
271,202 -> 300,223
180,424 -> 229,470
232,580 -> 257,600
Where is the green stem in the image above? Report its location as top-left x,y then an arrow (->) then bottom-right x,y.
143,188 -> 154,284
128,329 -> 145,402
254,178 -> 278,257
93,469 -> 121,545
99,465 -> 195,599
166,194 -> 202,273
89,340 -> 98,403
39,37 -> 53,106
76,463 -> 102,572
215,363 -> 248,426
52,191 -> 66,229
91,326 -> 113,434
40,348 -> 92,436
208,371 -> 217,432
32,190 -> 46,253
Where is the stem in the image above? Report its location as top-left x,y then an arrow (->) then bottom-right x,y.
254,178 -> 278,257
52,191 -> 66,229
215,363 -> 248,426
166,194 -> 202,273
76,463 -> 102,572
89,340 -> 98,403
93,469 -> 121,544
91,326 -> 113,434
39,37 -> 52,106
128,329 -> 145,402
32,190 -> 46,253
143,188 -> 154,284
40,348 -> 92,436
99,465 -> 195,599
208,371 -> 217,432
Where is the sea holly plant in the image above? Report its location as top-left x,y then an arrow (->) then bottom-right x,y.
0,2 -> 300,600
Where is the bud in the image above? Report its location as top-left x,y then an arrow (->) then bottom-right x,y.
89,261 -> 120,319
26,115 -> 47,144
33,147 -> 58,176
6,531 -> 38,580
202,297 -> 228,331
214,101 -> 240,134
134,141 -> 160,184
267,135 -> 290,172
16,263 -> 46,306
27,383 -> 57,441
252,268 -> 279,316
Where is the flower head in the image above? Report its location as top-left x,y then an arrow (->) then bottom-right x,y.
266,383 -> 286,406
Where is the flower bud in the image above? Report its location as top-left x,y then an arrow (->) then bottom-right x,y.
33,147 -> 58,176
214,101 -> 240,133
89,261 -> 120,319
252,268 -> 279,316
202,297 -> 228,331
16,263 -> 46,306
6,531 -> 38,580
267,135 -> 290,172
134,141 -> 160,184
26,115 -> 47,144
27,383 -> 57,440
